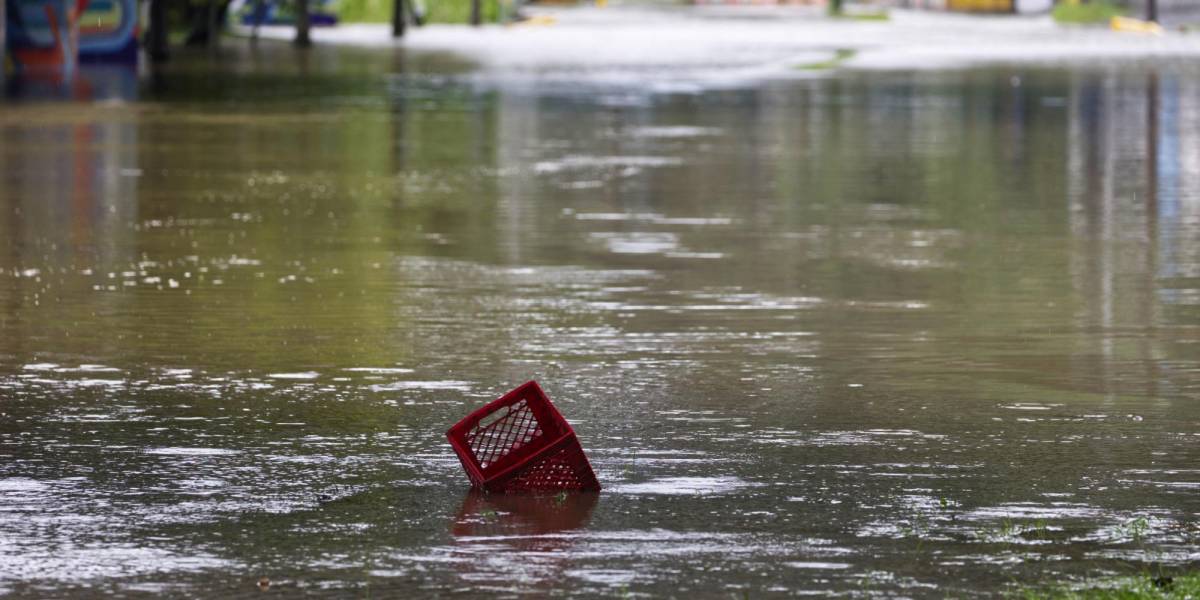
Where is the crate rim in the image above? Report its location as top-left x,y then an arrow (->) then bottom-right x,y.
446,380 -> 579,484
446,380 -> 575,437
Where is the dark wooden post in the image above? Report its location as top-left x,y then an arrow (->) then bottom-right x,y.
392,0 -> 405,37
295,0 -> 311,46
148,0 -> 170,62
1146,0 -> 1158,22
470,0 -> 481,25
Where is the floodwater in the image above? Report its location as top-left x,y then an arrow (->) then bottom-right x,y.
2,44 -> 1200,597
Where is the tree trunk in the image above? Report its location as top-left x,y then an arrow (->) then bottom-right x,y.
392,0 -> 405,37
295,0 -> 311,46
1146,0 -> 1158,22
470,0 -> 481,25
828,0 -> 843,16
147,0 -> 170,62
207,0 -> 220,48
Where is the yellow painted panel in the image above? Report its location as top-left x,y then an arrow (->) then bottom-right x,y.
948,0 -> 1013,11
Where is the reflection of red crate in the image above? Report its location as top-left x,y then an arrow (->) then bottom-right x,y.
447,381 -> 600,493
453,489 -> 599,539
450,490 -> 598,588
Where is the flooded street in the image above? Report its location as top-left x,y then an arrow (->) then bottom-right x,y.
3,42 -> 1200,597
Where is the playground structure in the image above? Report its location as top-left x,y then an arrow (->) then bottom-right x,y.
5,0 -> 138,71
4,0 -> 425,72
229,0 -> 338,27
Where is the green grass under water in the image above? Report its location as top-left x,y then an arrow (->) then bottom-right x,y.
1024,573 -> 1200,599
795,48 -> 857,71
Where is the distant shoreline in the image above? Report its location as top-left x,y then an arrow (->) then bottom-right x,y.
232,6 -> 1200,87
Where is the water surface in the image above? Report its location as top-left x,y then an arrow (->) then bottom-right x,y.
2,46 -> 1200,597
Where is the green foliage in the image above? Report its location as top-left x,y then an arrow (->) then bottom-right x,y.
425,0 -> 503,25
334,0 -> 502,24
1052,0 -> 1125,24
836,10 -> 890,21
335,0 -> 391,22
1022,572 -> 1200,599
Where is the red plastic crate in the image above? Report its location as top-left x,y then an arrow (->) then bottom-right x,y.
447,381 -> 600,493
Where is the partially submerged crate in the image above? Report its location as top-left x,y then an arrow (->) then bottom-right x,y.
447,381 -> 600,493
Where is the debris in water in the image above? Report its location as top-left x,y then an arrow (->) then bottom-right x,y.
447,380 -> 600,493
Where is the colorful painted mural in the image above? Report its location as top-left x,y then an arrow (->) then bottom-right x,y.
5,0 -> 138,69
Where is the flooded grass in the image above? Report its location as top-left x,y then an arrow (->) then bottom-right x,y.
1023,572 -> 1200,599
793,48 -> 858,70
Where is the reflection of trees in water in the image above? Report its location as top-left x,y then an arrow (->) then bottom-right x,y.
1067,68 -> 1200,403
0,50 -> 504,369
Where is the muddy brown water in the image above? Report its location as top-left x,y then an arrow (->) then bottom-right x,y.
2,45 -> 1199,597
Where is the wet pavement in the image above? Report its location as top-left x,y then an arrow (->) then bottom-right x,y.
2,40 -> 1200,597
